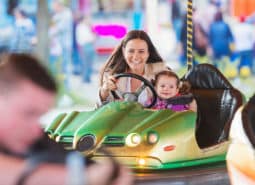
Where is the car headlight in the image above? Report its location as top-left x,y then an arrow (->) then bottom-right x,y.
147,131 -> 159,144
77,134 -> 96,152
125,133 -> 141,147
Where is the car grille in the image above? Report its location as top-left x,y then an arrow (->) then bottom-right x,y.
102,136 -> 125,147
57,136 -> 74,149
58,136 -> 73,143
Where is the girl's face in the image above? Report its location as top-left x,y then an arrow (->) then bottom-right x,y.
122,39 -> 149,74
155,75 -> 179,100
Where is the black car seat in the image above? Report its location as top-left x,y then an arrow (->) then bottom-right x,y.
183,64 -> 243,148
242,94 -> 255,149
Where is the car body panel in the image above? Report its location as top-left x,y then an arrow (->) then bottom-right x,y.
46,101 -> 229,169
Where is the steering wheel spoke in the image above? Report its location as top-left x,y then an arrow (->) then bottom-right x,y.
135,83 -> 147,96
116,89 -> 125,99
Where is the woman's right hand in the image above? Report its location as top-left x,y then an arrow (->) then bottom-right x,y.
100,76 -> 117,100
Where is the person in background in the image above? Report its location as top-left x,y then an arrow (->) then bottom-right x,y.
193,0 -> 218,34
50,0 -> 73,90
76,15 -> 96,83
98,30 -> 169,106
193,21 -> 209,64
170,0 -> 183,42
232,15 -> 255,76
71,11 -> 82,76
209,10 -> 234,61
150,70 -> 196,112
0,1 -> 14,53
11,7 -> 36,53
0,52 -> 133,185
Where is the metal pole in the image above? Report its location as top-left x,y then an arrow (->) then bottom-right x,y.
186,0 -> 193,70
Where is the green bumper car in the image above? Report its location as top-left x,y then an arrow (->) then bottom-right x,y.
46,64 -> 244,170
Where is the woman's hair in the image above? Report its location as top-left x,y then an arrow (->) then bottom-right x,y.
0,53 -> 57,93
100,30 -> 163,85
152,70 -> 191,94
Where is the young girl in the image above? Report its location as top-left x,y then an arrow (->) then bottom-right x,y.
151,70 -> 196,112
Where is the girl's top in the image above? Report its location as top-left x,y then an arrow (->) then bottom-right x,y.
152,97 -> 190,111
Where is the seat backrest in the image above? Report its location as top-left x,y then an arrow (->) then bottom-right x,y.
183,64 -> 243,148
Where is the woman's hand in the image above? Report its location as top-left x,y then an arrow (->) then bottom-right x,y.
100,76 -> 117,100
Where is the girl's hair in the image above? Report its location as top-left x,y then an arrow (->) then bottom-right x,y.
153,70 -> 191,94
100,30 -> 163,85
153,70 -> 180,86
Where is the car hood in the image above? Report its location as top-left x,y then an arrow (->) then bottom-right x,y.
72,102 -> 196,146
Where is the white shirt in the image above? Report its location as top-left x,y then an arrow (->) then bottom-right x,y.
233,22 -> 255,51
76,22 -> 95,46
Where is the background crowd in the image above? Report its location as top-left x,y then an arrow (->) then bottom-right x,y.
0,0 -> 255,104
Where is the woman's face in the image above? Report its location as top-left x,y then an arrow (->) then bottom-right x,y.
122,39 -> 149,74
155,75 -> 179,100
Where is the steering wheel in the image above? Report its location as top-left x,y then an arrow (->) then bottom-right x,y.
110,73 -> 157,108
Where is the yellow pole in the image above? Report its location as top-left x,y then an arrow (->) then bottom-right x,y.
187,0 -> 193,70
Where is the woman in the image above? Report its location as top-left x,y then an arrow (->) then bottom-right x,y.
98,30 -> 169,105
